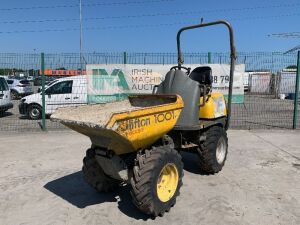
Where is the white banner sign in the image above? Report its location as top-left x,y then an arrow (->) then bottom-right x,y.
86,64 -> 245,103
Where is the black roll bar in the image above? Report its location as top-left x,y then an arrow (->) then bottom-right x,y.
176,20 -> 236,130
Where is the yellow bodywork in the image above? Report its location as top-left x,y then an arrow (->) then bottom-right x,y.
51,95 -> 184,155
106,96 -> 184,154
199,92 -> 227,119
51,92 -> 226,155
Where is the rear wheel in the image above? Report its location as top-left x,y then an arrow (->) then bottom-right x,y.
198,126 -> 228,174
82,148 -> 120,192
28,104 -> 42,120
130,146 -> 183,217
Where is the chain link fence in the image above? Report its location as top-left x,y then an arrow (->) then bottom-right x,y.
0,52 -> 299,131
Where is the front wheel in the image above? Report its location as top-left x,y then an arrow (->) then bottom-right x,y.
198,126 -> 228,174
130,146 -> 183,217
28,104 -> 42,120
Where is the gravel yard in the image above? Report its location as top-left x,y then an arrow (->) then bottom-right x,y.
0,130 -> 299,225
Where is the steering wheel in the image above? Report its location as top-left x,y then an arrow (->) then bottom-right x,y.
170,66 -> 191,75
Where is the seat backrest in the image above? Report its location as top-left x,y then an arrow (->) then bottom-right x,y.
156,70 -> 200,130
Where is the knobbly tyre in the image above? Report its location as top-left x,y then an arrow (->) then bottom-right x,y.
51,20 -> 236,217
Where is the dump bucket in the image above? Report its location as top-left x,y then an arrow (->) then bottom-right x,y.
51,95 -> 184,154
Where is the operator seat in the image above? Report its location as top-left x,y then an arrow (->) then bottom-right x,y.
189,66 -> 213,94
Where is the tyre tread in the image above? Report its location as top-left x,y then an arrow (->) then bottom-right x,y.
130,146 -> 183,217
82,148 -> 120,192
199,126 -> 228,174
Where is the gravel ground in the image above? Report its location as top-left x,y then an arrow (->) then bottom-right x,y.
0,130 -> 299,225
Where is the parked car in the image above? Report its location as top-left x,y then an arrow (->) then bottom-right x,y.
37,79 -> 58,93
19,76 -> 87,120
33,76 -> 56,86
6,79 -> 33,99
25,76 -> 34,81
0,76 -> 13,115
8,75 -> 22,80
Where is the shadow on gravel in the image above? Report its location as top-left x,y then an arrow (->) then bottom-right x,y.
44,171 -> 150,220
0,112 -> 13,118
181,151 -> 210,175
19,115 -> 29,120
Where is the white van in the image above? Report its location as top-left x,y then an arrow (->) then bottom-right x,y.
19,76 -> 87,120
0,76 -> 13,115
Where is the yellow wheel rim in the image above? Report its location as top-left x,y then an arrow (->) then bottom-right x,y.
156,163 -> 179,202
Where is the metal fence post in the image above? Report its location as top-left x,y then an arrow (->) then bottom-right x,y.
208,52 -> 211,64
123,51 -> 127,64
41,53 -> 46,131
293,51 -> 300,129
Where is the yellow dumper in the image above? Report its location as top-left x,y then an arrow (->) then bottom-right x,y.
51,20 -> 236,217
52,95 -> 184,155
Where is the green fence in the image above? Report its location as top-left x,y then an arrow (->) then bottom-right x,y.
0,52 -> 297,75
0,52 -> 299,131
